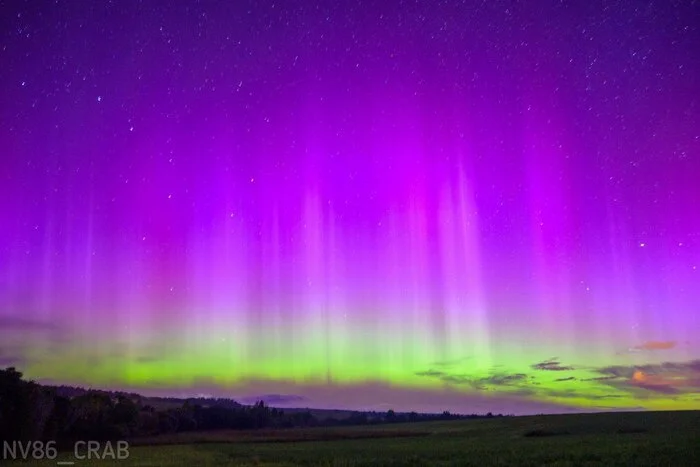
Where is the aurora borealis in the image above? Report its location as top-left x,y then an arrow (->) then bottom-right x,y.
1,0 -> 699,415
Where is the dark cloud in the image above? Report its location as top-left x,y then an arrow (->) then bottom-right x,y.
415,359 -> 700,404
593,359 -> 700,396
415,368 -> 530,391
539,388 -> 625,401
582,375 -> 618,382
481,373 -> 528,386
596,366 -> 632,378
597,360 -> 700,379
440,375 -> 473,385
414,369 -> 470,385
634,383 -> 680,395
531,359 -> 574,371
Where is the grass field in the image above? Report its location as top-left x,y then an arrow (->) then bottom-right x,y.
12,410 -> 700,466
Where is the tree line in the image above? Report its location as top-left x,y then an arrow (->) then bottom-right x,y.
0,367 -> 507,446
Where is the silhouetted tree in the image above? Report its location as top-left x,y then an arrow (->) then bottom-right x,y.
0,367 -> 55,441
250,400 -> 270,428
158,411 -> 178,433
68,391 -> 121,440
111,395 -> 140,436
3,366 -> 482,443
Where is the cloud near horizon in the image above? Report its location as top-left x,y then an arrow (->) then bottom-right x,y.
593,360 -> 700,396
632,341 -> 677,351
531,359 -> 574,372
410,356 -> 700,410
11,334 -> 700,414
414,369 -> 531,391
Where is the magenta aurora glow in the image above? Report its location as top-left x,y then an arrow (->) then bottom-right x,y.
1,1 -> 699,414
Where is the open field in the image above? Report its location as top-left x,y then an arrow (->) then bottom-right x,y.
12,410 -> 700,466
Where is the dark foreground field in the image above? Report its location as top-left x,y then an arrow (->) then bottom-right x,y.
15,410 -> 700,466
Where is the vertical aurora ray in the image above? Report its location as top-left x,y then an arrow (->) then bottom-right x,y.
1,1 -> 699,413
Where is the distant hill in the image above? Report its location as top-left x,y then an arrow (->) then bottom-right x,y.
44,384 -> 243,410
42,384 -> 459,421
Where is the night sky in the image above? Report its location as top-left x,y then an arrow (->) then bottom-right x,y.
1,0 -> 699,414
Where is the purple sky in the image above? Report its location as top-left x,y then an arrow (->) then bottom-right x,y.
1,1 -> 699,414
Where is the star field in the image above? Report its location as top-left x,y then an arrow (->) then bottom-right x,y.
1,0 -> 699,414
